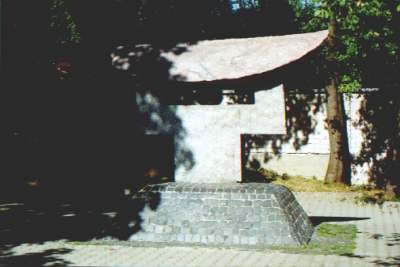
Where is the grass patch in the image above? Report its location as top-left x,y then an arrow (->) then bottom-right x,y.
317,223 -> 357,239
270,223 -> 357,255
254,168 -> 399,204
258,168 -> 353,192
354,191 -> 400,205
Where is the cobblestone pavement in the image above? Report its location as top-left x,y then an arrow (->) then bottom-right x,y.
2,192 -> 400,267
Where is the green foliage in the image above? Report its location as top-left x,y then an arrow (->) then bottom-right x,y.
50,0 -> 81,45
354,190 -> 400,204
257,168 -> 281,181
289,0 -> 400,92
354,191 -> 384,205
339,75 -> 362,93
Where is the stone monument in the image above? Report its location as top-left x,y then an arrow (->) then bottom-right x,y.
112,30 -> 328,246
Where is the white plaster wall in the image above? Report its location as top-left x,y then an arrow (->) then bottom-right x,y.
251,153 -> 329,179
249,92 -> 371,185
344,94 -> 373,185
174,85 -> 286,183
139,86 -> 373,185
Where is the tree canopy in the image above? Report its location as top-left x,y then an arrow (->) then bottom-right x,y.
290,0 -> 400,91
288,0 -> 400,193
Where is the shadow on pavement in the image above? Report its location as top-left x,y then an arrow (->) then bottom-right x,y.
309,216 -> 370,227
387,233 -> 400,247
371,256 -> 400,266
0,247 -> 72,267
342,253 -> 400,267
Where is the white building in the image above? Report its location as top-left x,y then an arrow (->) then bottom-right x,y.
249,89 -> 379,185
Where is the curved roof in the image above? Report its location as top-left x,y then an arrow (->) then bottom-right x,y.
112,30 -> 328,83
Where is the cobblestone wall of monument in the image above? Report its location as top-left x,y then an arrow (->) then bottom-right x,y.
129,183 -> 314,246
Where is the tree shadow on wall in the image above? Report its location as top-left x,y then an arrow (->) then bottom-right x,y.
241,55 -> 327,182
353,88 -> 400,197
63,0 -> 301,187
110,40 -> 196,174
241,74 -> 400,199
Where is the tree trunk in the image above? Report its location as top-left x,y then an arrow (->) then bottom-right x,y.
385,146 -> 399,198
325,78 -> 351,184
324,17 -> 351,184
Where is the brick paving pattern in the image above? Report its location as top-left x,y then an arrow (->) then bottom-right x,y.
2,192 -> 400,266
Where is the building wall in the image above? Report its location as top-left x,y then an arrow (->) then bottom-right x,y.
249,91 -> 371,185
138,85 -> 286,183
174,85 -> 286,183
139,85 -> 374,185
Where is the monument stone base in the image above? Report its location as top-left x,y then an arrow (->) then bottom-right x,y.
129,182 -> 314,246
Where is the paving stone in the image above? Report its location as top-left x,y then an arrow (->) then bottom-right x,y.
128,182 -> 314,246
4,192 -> 399,267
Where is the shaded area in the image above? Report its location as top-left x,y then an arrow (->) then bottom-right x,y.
353,89 -> 400,197
241,52 -> 327,182
110,42 -> 196,174
340,249 -> 400,266
309,216 -> 370,227
0,191 -> 161,244
0,247 -> 72,267
2,48 -> 172,242
1,1 -> 193,261
387,233 -> 400,247
1,2 -> 325,266
65,0 -> 298,47
241,63 -> 400,198
134,87 -> 195,174
371,256 -> 400,267
342,232 -> 400,263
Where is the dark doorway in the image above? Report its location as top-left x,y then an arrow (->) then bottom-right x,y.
138,135 -> 175,185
